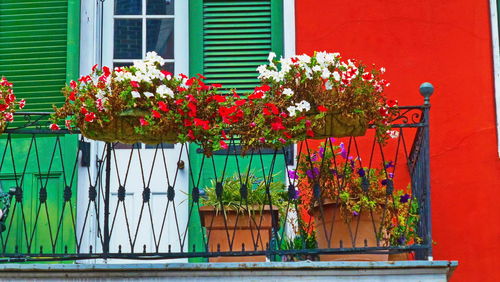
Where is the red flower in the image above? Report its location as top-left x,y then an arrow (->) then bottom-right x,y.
183,119 -> 193,127
158,101 -> 169,112
78,75 -> 91,83
248,91 -> 264,100
283,131 -> 292,139
187,102 -> 197,117
161,70 -> 172,77
306,129 -> 315,137
50,123 -> 60,131
387,99 -> 398,108
80,107 -> 88,114
102,66 -> 111,77
185,77 -> 196,86
130,81 -> 139,88
379,108 -> 388,116
186,94 -> 197,103
212,95 -> 226,103
197,73 -> 206,80
221,130 -> 228,140
3,113 -> 13,122
187,129 -> 195,140
291,57 -> 299,63
91,64 -> 98,72
68,91 -> 76,101
70,80 -> 77,89
139,117 -> 149,126
177,86 -> 187,92
362,73 -> 373,81
317,105 -> 328,112
0,104 -> 7,112
220,140 -> 228,149
255,84 -> 270,92
271,120 -> 285,131
235,99 -> 246,106
19,99 -> 26,109
179,73 -> 188,79
152,110 -> 161,118
85,112 -> 96,122
193,118 -> 210,130
265,103 -> 279,115
212,83 -> 222,88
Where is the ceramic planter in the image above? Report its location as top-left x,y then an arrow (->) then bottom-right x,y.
313,201 -> 388,261
199,205 -> 278,262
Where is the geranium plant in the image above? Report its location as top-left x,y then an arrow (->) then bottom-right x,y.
51,52 -> 230,156
252,51 -> 398,144
0,77 -> 26,130
293,139 -> 420,246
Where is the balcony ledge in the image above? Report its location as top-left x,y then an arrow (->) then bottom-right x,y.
0,261 -> 458,281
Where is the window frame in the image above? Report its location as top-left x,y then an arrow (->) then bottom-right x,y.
490,0 -> 500,157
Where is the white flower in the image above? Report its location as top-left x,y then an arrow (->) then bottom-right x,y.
96,90 -> 106,100
131,91 -> 141,98
268,52 -> 276,63
296,100 -> 311,112
145,51 -> 165,66
321,68 -> 331,79
157,85 -> 174,98
144,91 -> 154,98
287,105 -> 297,117
332,71 -> 341,82
283,88 -> 294,97
380,67 -> 386,73
312,65 -> 322,73
325,80 -> 333,90
387,130 -> 399,139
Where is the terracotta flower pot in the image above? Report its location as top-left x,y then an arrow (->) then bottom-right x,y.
312,201 -> 388,261
388,252 -> 411,261
199,205 -> 278,262
80,115 -> 177,144
312,113 -> 368,139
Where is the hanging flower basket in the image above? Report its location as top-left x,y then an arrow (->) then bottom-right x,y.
79,109 -> 177,144
312,113 -> 368,139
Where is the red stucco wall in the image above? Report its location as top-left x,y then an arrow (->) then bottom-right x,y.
295,0 -> 500,280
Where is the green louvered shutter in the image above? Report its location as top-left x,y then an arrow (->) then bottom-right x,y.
188,0 -> 284,262
190,0 -> 283,93
0,1 -> 80,259
0,0 -> 79,112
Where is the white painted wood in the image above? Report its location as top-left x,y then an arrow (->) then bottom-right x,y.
77,0 -> 190,264
489,0 -> 500,158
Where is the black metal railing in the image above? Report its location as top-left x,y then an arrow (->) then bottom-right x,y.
0,85 -> 434,262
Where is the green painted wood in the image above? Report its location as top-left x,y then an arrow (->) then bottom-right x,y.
0,0 -> 80,261
188,0 -> 284,262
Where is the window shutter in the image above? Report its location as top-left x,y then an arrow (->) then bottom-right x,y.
190,0 -> 283,93
0,0 -> 79,112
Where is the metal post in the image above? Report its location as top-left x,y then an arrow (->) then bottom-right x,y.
103,142 -> 112,257
420,82 -> 434,261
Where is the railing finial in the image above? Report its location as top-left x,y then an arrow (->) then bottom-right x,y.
419,82 -> 434,105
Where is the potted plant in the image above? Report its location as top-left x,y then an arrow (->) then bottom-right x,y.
199,172 -> 287,262
254,52 -> 398,142
294,139 -> 418,261
0,77 -> 26,132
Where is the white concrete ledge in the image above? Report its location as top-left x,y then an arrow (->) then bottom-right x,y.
0,261 -> 458,281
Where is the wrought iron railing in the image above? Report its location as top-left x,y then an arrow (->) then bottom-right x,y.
0,84 -> 434,262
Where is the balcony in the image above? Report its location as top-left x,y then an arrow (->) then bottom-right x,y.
0,86 -> 456,281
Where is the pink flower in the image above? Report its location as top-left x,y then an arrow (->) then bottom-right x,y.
220,140 -> 228,149
50,123 -> 60,131
278,138 -> 286,144
70,80 -> 77,89
65,120 -> 72,129
139,117 -> 149,126
130,81 -> 139,88
19,99 -> 26,109
259,137 -> 266,143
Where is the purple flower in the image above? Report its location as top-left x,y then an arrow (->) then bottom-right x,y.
288,170 -> 299,180
330,169 -> 338,175
339,142 -> 348,159
397,236 -> 406,245
388,172 -> 394,178
357,168 -> 366,177
353,211 -> 359,216
311,153 -> 319,162
381,179 -> 388,186
329,137 -> 336,144
318,147 -> 325,158
400,193 -> 410,203
306,167 -> 320,179
385,161 -> 395,169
